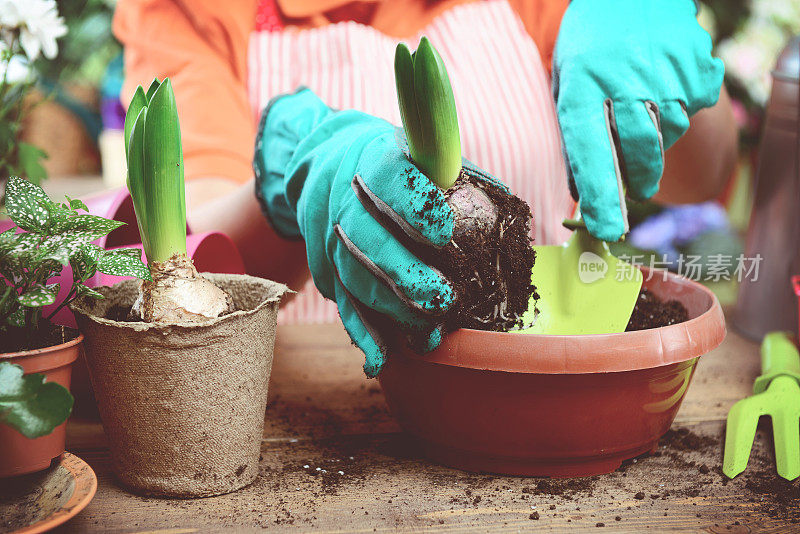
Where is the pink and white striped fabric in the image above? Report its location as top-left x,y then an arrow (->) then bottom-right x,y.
248,0 -> 573,324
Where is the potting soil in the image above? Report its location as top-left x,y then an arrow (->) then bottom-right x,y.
0,324 -> 79,353
422,170 -> 536,333
626,289 -> 689,331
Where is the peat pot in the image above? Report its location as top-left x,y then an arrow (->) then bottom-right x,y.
379,268 -> 726,477
0,331 -> 81,477
71,273 -> 288,497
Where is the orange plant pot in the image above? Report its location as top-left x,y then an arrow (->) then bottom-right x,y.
0,333 -> 81,478
379,268 -> 726,477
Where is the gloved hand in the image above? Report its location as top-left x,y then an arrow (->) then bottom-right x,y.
553,0 -> 724,242
254,88 -> 455,377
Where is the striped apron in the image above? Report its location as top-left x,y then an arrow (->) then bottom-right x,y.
248,0 -> 572,324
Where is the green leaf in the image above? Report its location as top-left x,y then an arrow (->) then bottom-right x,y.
127,106 -> 150,257
98,248 -> 151,280
70,244 -> 101,282
39,234 -> 94,259
2,232 -> 40,271
61,214 -> 124,239
140,78 -> 187,262
124,85 -> 148,158
111,247 -> 142,258
6,307 -> 24,328
17,284 -> 57,307
145,77 -> 161,103
65,195 -> 88,213
394,42 -> 422,161
0,362 -> 74,439
76,284 -> 104,299
39,244 -> 71,266
47,203 -> 77,234
4,177 -> 54,232
0,227 -> 17,256
17,143 -> 48,185
395,37 -> 461,189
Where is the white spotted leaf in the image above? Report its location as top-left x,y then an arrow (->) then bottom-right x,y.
97,248 -> 151,280
76,284 -> 104,299
61,214 -> 124,241
17,285 -> 57,307
6,308 -> 24,327
64,196 -> 88,213
4,177 -> 54,232
70,244 -> 101,282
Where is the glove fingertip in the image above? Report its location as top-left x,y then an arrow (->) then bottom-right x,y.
425,326 -> 444,353
583,211 -> 626,243
632,181 -> 660,202
353,325 -> 386,378
335,278 -> 388,377
363,357 -> 385,379
403,323 -> 444,355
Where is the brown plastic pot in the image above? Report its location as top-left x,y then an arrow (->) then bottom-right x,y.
71,273 -> 288,498
0,332 -> 81,477
378,268 -> 726,477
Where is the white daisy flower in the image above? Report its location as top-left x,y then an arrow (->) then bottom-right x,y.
0,0 -> 67,60
0,47 -> 32,84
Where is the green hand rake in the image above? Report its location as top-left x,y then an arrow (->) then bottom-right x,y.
723,331 -> 800,481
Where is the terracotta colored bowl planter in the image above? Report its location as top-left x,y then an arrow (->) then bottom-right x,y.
0,332 -> 81,477
378,268 -> 726,477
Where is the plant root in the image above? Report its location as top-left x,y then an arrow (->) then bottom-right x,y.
131,253 -> 233,324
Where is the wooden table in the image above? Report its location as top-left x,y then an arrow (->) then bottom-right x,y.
54,323 -> 799,533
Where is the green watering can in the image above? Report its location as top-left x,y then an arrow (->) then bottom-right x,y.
723,331 -> 800,481
517,219 -> 643,335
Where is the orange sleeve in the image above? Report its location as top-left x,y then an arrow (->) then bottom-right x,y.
113,0 -> 259,184
507,0 -> 568,73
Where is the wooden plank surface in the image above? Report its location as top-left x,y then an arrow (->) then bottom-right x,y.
53,323 -> 799,533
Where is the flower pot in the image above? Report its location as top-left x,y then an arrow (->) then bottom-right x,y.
0,332 -> 81,478
71,273 -> 288,497
68,231 -> 246,419
378,268 -> 726,477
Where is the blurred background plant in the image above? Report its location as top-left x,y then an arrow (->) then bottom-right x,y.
703,0 -> 800,148
33,0 -> 119,87
609,1 -> 800,305
1,0 -> 121,191
0,0 -> 67,187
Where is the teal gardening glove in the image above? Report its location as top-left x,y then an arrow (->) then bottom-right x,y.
553,0 -> 724,242
254,89 -> 456,377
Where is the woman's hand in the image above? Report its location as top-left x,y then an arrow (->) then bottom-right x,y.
255,89 -> 455,377
553,0 -> 725,242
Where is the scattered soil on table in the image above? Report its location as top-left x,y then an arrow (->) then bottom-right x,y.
0,324 -> 78,353
240,422 -> 796,529
81,416 -> 800,530
243,385 -> 798,529
626,288 -> 688,331
660,427 -> 718,452
424,170 -> 536,333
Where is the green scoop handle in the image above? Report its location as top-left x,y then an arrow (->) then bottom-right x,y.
753,331 -> 800,394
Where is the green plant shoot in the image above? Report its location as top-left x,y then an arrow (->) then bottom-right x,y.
125,78 -> 187,264
394,37 -> 462,189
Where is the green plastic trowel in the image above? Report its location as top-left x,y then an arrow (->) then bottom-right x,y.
723,331 -> 800,481
516,219 -> 643,335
